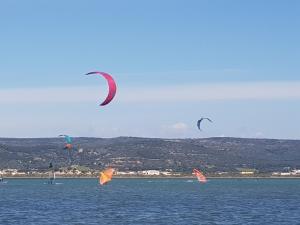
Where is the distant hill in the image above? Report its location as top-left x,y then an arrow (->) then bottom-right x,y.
0,137 -> 299,173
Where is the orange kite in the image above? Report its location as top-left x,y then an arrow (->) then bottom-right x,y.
99,168 -> 115,185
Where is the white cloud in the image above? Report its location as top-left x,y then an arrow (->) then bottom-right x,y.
0,86 -> 101,104
254,131 -> 264,138
1,81 -> 300,104
119,82 -> 300,103
160,122 -> 189,138
171,122 -> 188,131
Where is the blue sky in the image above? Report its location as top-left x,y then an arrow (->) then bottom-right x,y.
0,0 -> 300,138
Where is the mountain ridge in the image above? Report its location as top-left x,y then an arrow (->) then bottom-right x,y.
0,137 -> 299,172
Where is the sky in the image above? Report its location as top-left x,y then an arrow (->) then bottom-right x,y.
0,0 -> 300,139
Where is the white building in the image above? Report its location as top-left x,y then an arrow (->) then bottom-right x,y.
291,169 -> 300,175
272,172 -> 280,176
160,171 -> 172,176
140,170 -> 160,176
116,171 -> 137,175
2,169 -> 18,175
280,172 -> 291,176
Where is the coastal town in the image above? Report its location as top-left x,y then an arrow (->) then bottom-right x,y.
1,137 -> 300,180
1,166 -> 300,178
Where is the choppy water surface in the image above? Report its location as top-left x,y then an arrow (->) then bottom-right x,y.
0,178 -> 300,225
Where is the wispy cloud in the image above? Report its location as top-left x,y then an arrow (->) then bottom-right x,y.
0,87 -> 101,104
120,82 -> 300,103
1,81 -> 300,104
160,122 -> 189,138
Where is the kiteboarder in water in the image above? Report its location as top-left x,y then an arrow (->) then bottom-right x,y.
0,171 -> 7,184
48,162 -> 55,185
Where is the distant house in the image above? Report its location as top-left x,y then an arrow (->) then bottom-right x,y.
139,170 -> 160,176
160,171 -> 172,176
2,169 -> 18,175
116,171 -> 137,176
216,172 -> 228,175
237,168 -> 258,175
280,172 -> 291,176
291,169 -> 300,175
272,172 -> 280,176
171,172 -> 182,176
17,172 -> 26,176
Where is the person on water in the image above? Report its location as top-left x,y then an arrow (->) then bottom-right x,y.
48,162 -> 55,184
49,176 -> 54,185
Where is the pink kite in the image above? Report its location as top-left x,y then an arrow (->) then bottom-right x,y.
86,71 -> 117,106
193,168 -> 207,183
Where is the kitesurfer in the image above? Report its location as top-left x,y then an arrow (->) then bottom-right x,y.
59,135 -> 73,164
48,162 -> 55,185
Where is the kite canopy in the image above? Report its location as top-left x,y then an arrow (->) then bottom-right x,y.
99,168 -> 115,185
86,71 -> 117,106
59,135 -> 72,144
197,117 -> 213,131
59,135 -> 73,150
193,168 -> 207,183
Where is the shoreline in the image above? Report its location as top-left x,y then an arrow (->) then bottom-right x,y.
2,176 -> 300,179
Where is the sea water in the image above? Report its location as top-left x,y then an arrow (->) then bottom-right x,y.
0,178 -> 299,225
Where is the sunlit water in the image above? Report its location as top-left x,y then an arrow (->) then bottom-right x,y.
0,178 -> 299,225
